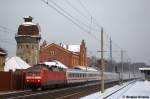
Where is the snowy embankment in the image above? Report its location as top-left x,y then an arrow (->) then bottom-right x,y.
81,80 -> 150,99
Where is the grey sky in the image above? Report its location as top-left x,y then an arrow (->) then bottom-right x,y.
0,0 -> 150,65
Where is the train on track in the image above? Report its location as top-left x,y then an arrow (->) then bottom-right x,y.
25,62 -> 142,90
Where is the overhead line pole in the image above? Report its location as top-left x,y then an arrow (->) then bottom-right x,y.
121,49 -> 124,84
101,27 -> 104,93
110,37 -> 113,72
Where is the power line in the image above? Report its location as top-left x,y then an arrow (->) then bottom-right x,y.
64,0 -> 90,20
0,25 -> 16,33
0,25 -> 16,45
77,0 -> 101,28
63,0 -> 98,33
77,0 -> 91,17
49,0 -> 93,31
41,0 -> 100,41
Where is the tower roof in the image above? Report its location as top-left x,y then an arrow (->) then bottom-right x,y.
0,47 -> 7,56
17,16 -> 40,36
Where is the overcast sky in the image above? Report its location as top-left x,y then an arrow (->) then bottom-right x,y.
0,0 -> 150,65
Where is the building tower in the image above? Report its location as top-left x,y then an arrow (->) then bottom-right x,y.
79,40 -> 87,66
0,47 -> 7,71
15,16 -> 41,65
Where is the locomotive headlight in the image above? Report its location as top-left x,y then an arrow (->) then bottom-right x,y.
37,79 -> 41,82
26,79 -> 29,82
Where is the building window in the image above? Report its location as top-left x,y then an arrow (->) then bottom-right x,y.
49,51 -> 55,55
26,45 -> 29,48
32,45 -> 34,49
26,59 -> 29,63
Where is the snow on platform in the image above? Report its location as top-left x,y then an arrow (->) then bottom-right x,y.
81,80 -> 150,99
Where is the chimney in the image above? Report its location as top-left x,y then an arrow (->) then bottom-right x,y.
24,16 -> 33,22
59,43 -> 62,46
81,40 -> 85,47
66,45 -> 69,49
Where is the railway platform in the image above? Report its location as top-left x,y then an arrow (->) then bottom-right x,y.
81,80 -> 150,99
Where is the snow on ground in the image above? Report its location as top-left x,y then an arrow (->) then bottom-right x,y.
119,80 -> 150,99
81,80 -> 150,99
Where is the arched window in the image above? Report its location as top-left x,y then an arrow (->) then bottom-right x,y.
26,59 -> 29,63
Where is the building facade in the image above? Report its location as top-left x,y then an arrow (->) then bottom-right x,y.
0,48 -> 7,71
15,16 -> 41,66
40,40 -> 87,68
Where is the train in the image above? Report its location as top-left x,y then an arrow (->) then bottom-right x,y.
25,62 -> 142,90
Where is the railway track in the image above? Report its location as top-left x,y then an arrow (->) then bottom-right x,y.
0,90 -> 36,99
0,81 -> 121,99
102,80 -> 137,99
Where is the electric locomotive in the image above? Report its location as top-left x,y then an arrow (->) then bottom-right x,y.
25,64 -> 66,89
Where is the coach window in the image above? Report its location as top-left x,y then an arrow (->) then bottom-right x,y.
69,73 -> 71,77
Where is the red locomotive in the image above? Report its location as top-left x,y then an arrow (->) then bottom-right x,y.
25,64 -> 67,89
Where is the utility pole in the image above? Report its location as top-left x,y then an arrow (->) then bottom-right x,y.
121,49 -> 124,84
101,27 -> 104,93
128,59 -> 131,79
110,37 -> 113,72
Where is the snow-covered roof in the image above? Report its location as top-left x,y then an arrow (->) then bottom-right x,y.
16,35 -> 41,37
0,52 -> 6,55
62,45 -> 80,52
0,47 -> 7,55
4,56 -> 31,72
21,22 -> 36,26
44,60 -> 68,69
139,68 -> 150,70
74,66 -> 98,72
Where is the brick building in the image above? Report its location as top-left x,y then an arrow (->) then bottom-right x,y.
40,40 -> 87,68
15,16 -> 41,66
0,48 -> 7,71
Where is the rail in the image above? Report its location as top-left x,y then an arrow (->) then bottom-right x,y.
103,80 -> 137,99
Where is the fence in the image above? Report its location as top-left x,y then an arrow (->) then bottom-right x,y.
0,71 -> 25,91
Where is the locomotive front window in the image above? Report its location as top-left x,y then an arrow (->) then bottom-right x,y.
27,70 -> 40,75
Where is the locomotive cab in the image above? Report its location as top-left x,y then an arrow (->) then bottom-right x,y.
25,64 -> 48,89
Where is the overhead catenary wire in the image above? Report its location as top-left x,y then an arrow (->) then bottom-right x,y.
0,25 -> 16,45
41,0 -> 100,41
49,0 -> 97,32
63,0 -> 91,22
0,25 -> 16,33
63,0 -> 95,33
77,0 -> 102,29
